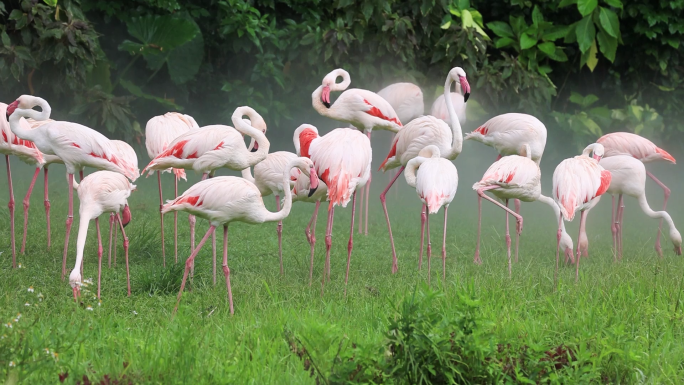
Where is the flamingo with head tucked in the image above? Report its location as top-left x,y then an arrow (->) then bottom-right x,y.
163,157 -> 319,315
7,95 -> 138,280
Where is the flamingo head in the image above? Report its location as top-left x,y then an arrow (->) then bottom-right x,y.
122,205 -> 132,228
308,165 -> 319,197
68,270 -> 82,302
670,228 -> 682,255
321,85 -> 331,108
592,147 -> 604,161
449,67 -> 470,102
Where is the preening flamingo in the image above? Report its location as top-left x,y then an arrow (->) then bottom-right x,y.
597,132 -> 676,256
68,171 -> 134,301
472,144 -> 572,275
430,89 -> 467,124
293,125 -> 372,294
241,151 -> 301,274
379,67 -> 467,273
403,145 -> 458,284
312,68 -> 402,237
162,157 -> 319,315
143,107 -> 269,283
592,155 -> 682,260
552,143 -> 611,281
7,95 -> 138,280
145,112 -> 199,265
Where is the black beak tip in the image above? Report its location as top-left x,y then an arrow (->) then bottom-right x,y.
323,101 -> 331,108
307,187 -> 318,198
464,93 -> 470,103
250,147 -> 258,153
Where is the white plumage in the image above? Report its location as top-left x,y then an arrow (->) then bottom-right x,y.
465,113 -> 547,164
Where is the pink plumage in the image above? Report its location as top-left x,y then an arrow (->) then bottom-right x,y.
465,113 -> 547,164
376,82 -> 424,125
145,112 -> 200,180
597,132 -> 675,164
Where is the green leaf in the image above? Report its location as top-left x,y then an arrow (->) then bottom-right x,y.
575,16 -> 595,53
564,22 -> 578,43
577,115 -> 602,136
577,0 -> 598,16
441,15 -> 452,29
486,21 -> 514,38
585,39 -> 599,71
537,41 -> 556,55
361,2 -> 373,21
86,61 -> 112,93
461,9 -> 474,28
300,33 -> 316,46
596,30 -> 617,62
495,37 -> 516,48
520,33 -> 537,49
42,0 -> 58,6
657,84 -> 675,92
598,7 -> 619,38
458,0 -> 470,9
549,47 -> 569,61
1,31 -> 10,48
532,6 -> 543,26
603,0 -> 623,9
470,10 -> 485,28
509,16 -> 527,35
119,79 -> 182,110
543,25 -> 570,41
559,0 -> 577,7
125,15 -> 197,53
569,91 -> 584,105
168,26 -> 204,84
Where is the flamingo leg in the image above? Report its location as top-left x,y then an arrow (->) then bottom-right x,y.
115,212 -> 131,296
647,171 -> 669,257
189,173 -> 209,276
44,167 -> 51,249
442,206 -> 448,284
107,213 -> 114,268
113,214 -> 118,267
321,206 -> 334,296
79,170 -> 84,182
5,156 -> 16,268
554,212 -> 562,286
473,191 -> 484,265
579,209 -> 589,258
276,195 -> 283,275
96,218 -> 103,299
307,201 -> 320,286
611,195 -> 618,262
426,209 -> 432,286
380,165 -> 406,274
174,176 -> 178,264
514,199 -> 521,263
575,210 -> 587,282
357,182 -> 364,234
20,167 -> 40,254
616,194 -> 624,260
222,224 -> 234,315
364,130 -> 372,236
419,204 -> 427,270
344,193 -> 357,295
61,173 -> 75,280
476,187 -> 524,274
173,225 -> 216,315
158,172 -> 166,267
212,227 -> 217,285
505,199 -> 512,277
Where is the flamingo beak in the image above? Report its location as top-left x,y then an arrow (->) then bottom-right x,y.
6,100 -> 19,118
308,166 -> 319,197
593,154 -> 601,161
459,76 -> 471,102
122,205 -> 132,228
321,86 -> 331,108
251,141 -> 259,152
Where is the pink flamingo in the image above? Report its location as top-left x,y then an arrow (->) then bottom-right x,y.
143,107 -> 269,283
430,87 -> 467,124
293,124 -> 372,294
472,144 -> 573,275
106,140 -> 139,268
377,82 -> 424,126
7,95 -> 138,280
68,171 -> 134,301
403,145 -> 457,284
312,68 -> 402,236
379,67 -> 467,273
163,157 -> 319,315
552,143 -> 611,281
145,112 -> 199,265
597,132 -> 675,256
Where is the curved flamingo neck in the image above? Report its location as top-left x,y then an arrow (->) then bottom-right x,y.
8,97 -> 51,143
231,107 -> 270,166
241,167 -> 255,184
260,160 -> 307,223
330,69 -> 351,92
442,74 -> 463,159
404,156 -> 426,188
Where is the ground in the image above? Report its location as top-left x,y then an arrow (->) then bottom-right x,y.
1,154 -> 684,384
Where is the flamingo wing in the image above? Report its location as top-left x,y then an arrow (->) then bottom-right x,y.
474,155 -> 540,188
553,157 -> 610,221
342,89 -> 403,126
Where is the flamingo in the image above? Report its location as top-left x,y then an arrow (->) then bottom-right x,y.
597,132 -> 676,256
143,106 -> 269,283
403,145 -> 457,284
430,89 -> 467,124
7,95 -> 138,280
106,140 -> 139,268
465,113 -> 547,164
472,144 -> 574,275
552,143 -> 611,281
241,151 -> 301,274
312,68 -> 402,237
162,157 -> 319,315
68,171 -> 134,300
293,124 -> 372,294
379,67 -> 468,273
145,112 -> 199,265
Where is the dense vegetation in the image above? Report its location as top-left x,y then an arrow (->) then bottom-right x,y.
1,0 -> 683,147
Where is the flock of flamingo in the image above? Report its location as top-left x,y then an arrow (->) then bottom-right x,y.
1,66 -> 681,315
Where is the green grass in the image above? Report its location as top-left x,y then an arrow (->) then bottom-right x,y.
2,157 -> 684,384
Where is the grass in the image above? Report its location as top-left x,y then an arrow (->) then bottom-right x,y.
2,155 -> 684,383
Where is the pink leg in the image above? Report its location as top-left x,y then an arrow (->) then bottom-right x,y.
308,201 -> 320,286
474,192 -> 483,265
418,204 -> 427,270
426,209 -> 432,285
115,213 -> 131,296
554,211 -> 562,285
188,174 -> 209,275
158,172 -> 166,267
173,226 -> 216,315
476,186 -> 524,271
212,227 -> 217,285
442,206 -> 448,284
505,199 -> 512,277
276,195 -> 284,275
380,165 -> 406,274
79,170 -> 84,182
20,167 -> 40,254
616,194 -> 624,260
5,156 -> 16,268
44,167 -> 51,249
357,182 -> 364,234
61,173 -> 75,280
344,193 -> 357,295
611,195 -> 617,262
96,218 -> 103,299
575,211 -> 587,282
113,215 -> 118,267
221,225 -> 234,315
321,206 -> 334,296
364,130 -> 371,236
514,199 -> 521,263
107,213 -> 114,268
174,176 -> 179,264
647,171 -> 669,257
579,209 -> 589,258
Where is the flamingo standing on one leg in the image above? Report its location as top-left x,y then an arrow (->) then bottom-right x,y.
378,67 -> 468,273
293,124 -> 371,295
7,96 -> 138,280
143,107 -> 270,284
403,145 -> 457,284
552,143 -> 611,282
597,132 -> 676,257
68,171 -> 135,300
145,112 -> 199,265
163,157 -> 319,315
312,68 -> 402,237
